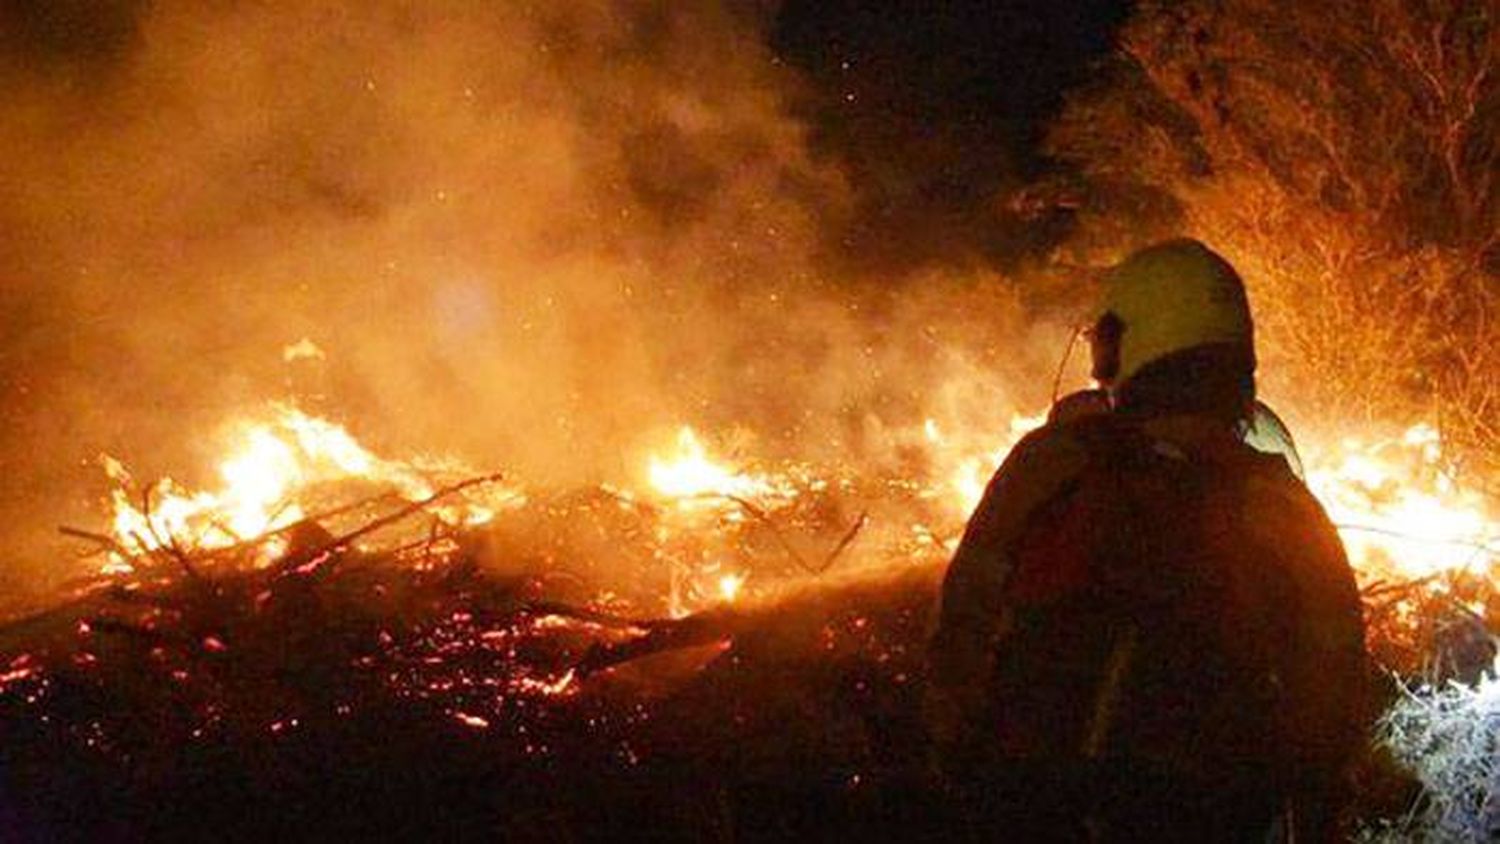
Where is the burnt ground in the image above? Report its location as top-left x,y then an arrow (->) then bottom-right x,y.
0,554 -> 960,842
0,527 -> 1436,842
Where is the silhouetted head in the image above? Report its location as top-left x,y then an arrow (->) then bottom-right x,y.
1089,239 -> 1257,424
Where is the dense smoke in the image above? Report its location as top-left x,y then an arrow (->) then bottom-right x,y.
0,1 -> 1073,598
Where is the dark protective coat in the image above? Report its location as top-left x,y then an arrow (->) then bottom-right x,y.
928,411 -> 1367,841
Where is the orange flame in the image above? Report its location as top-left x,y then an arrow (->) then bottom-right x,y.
1306,424 -> 1495,584
717,572 -> 747,603
101,405 -> 506,570
95,399 -> 1493,624
923,412 -> 1046,516
646,427 -> 770,502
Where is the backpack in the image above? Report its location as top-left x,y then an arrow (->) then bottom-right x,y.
987,414 -> 1310,784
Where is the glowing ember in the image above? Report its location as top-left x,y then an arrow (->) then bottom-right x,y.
452,712 -> 490,730
515,669 -> 578,697
0,666 -> 36,686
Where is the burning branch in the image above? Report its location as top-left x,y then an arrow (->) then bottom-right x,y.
56,527 -> 137,564
707,493 -> 869,576
205,490 -> 401,561
138,482 -> 206,583
273,473 -> 505,575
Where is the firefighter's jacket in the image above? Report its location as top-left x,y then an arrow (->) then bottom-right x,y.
927,411 -> 1368,795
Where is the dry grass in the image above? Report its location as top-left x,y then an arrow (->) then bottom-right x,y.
1363,669 -> 1500,841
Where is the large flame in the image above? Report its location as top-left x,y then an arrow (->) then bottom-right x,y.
97,402 -> 1493,621
923,413 -> 1047,516
1307,424 -> 1495,584
101,405 -> 503,570
646,427 -> 772,502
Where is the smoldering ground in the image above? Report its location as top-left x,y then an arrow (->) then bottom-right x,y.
0,1 -> 1078,601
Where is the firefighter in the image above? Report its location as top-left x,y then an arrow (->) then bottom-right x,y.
925,239 -> 1367,841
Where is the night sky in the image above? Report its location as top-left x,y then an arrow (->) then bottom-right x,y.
774,0 -> 1133,272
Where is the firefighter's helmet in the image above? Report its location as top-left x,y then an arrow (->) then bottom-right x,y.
1094,239 -> 1255,388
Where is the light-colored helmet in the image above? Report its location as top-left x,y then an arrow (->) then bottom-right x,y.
1098,239 -> 1255,387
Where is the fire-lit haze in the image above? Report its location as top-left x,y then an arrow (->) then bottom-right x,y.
0,0 -> 1492,615
0,0 -> 1065,602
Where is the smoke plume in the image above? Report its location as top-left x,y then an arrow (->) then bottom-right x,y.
0,1 -> 1071,599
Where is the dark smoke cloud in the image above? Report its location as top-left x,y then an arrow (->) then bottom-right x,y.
0,1 -> 1074,601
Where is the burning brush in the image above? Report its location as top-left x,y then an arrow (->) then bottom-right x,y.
0,399 -> 1494,838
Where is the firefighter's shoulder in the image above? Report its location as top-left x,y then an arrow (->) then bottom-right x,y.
978,413 -> 1101,517
1046,388 -> 1111,425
